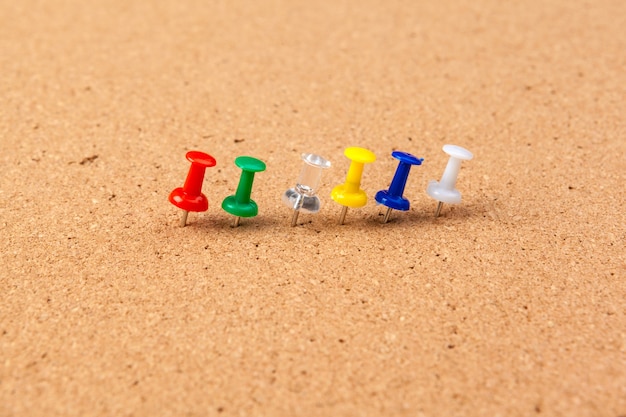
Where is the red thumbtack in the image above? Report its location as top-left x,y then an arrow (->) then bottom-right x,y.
169,151 -> 216,226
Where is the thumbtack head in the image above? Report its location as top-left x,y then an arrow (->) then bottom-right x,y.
186,151 -> 218,167
344,146 -> 376,164
302,153 -> 332,169
235,155 -> 267,172
442,144 -> 473,161
391,150 -> 423,166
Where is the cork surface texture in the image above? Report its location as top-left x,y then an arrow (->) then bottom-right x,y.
1,0 -> 625,416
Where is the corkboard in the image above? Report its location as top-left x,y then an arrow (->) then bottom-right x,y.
1,0 -> 624,416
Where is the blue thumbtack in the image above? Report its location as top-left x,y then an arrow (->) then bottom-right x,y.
375,151 -> 424,223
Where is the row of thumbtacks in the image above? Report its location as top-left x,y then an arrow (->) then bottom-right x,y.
169,144 -> 474,227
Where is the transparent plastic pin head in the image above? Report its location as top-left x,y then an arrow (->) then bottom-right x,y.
283,153 -> 331,213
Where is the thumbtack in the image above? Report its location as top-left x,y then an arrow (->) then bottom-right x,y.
283,153 -> 331,226
222,156 -> 266,227
375,151 -> 423,223
331,147 -> 376,225
169,151 -> 216,227
426,144 -> 473,217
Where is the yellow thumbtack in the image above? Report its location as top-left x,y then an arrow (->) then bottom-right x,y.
331,146 -> 376,225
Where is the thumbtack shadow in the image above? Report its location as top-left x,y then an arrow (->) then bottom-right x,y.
362,207 -> 434,228
211,210 -> 290,231
405,201 -> 486,223
358,204 -> 481,227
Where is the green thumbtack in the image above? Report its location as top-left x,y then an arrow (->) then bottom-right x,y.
222,156 -> 266,227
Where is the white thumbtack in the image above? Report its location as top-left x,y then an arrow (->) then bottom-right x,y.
426,144 -> 473,217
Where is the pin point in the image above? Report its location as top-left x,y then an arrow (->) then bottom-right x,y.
426,144 -> 473,217
169,151 -> 217,227
331,147 -> 376,225
375,151 -> 423,223
222,156 -> 266,227
283,153 -> 331,226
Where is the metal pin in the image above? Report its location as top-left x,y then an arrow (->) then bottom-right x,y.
232,216 -> 241,228
339,206 -> 348,225
383,207 -> 392,224
291,210 -> 300,227
434,202 -> 443,217
180,210 -> 189,227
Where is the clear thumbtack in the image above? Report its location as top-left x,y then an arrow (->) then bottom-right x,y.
283,153 -> 331,226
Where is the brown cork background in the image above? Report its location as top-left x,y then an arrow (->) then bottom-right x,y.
1,0 -> 625,416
